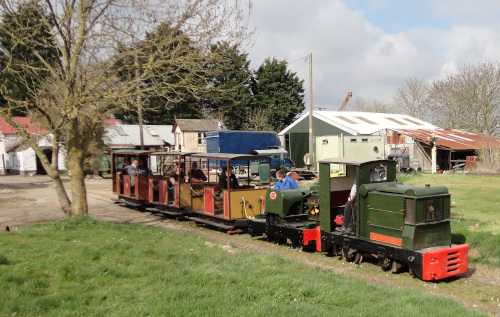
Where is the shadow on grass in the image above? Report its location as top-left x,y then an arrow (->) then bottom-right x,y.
452,233 -> 467,244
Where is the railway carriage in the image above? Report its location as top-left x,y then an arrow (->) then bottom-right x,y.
111,150 -> 153,203
111,150 -> 273,231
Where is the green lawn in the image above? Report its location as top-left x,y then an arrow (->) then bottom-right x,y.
0,217 -> 485,317
398,173 -> 500,266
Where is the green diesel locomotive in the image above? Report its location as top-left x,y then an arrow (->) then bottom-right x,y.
249,158 -> 468,281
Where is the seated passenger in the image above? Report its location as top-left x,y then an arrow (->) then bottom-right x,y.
274,170 -> 299,190
168,165 -> 185,200
138,160 -> 149,176
189,162 -> 207,182
219,167 -> 239,193
337,167 -> 380,235
121,162 -> 129,174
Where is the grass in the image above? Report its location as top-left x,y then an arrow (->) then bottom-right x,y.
397,172 -> 500,267
0,216 -> 485,317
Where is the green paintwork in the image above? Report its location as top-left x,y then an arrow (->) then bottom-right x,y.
258,163 -> 271,184
402,222 -> 451,251
316,158 -> 452,252
358,183 -> 452,250
319,162 -> 333,233
265,188 -> 307,217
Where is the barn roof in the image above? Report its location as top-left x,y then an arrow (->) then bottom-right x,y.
279,111 -> 437,135
105,124 -> 174,148
393,129 -> 500,150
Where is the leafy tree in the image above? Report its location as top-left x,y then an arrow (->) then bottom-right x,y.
203,42 -> 252,130
0,0 -> 252,217
112,23 -> 206,125
249,57 -> 305,132
0,1 -> 59,116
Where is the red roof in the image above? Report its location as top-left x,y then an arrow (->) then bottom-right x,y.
393,129 -> 500,150
105,119 -> 119,125
0,117 -> 44,135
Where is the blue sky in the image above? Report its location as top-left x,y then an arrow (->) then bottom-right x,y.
246,0 -> 500,111
345,0 -> 448,33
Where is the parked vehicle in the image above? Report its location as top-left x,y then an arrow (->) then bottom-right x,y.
249,149 -> 295,171
206,130 -> 281,156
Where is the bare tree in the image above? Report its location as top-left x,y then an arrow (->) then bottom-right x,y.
426,79 -> 463,130
393,78 -> 429,120
242,107 -> 274,131
0,0 -> 253,217
351,97 -> 395,113
427,61 -> 500,135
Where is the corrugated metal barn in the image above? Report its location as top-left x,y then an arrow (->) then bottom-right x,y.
279,111 -> 436,168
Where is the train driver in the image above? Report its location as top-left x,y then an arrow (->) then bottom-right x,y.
337,166 -> 380,235
274,170 -> 299,190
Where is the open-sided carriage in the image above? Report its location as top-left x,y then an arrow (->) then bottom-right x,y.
111,150 -> 273,231
181,153 -> 272,230
111,150 -> 153,204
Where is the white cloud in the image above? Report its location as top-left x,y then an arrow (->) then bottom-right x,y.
247,0 -> 500,109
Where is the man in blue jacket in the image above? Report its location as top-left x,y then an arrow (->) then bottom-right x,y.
274,170 -> 299,190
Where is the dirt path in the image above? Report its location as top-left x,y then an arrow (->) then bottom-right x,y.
1,174 -> 499,316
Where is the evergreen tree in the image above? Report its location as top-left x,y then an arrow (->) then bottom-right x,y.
0,1 -> 59,115
112,23 -> 204,125
203,42 -> 252,129
250,58 -> 305,132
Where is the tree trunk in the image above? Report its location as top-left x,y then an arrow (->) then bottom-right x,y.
67,148 -> 88,217
49,171 -> 73,216
20,134 -> 73,216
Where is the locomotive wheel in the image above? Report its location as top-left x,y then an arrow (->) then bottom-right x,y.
379,257 -> 402,273
389,260 -> 403,274
380,257 -> 393,272
342,247 -> 363,264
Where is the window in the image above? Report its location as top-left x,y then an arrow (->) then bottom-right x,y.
361,138 -> 369,143
350,138 -> 358,143
336,116 -> 358,124
198,132 -> 206,145
355,116 -> 377,125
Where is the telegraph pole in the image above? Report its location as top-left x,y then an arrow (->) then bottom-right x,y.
308,53 -> 314,169
136,57 -> 144,150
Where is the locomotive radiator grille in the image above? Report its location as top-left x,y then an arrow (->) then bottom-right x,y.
446,250 -> 462,274
424,197 -> 444,222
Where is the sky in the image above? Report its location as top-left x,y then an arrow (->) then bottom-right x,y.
246,0 -> 500,111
